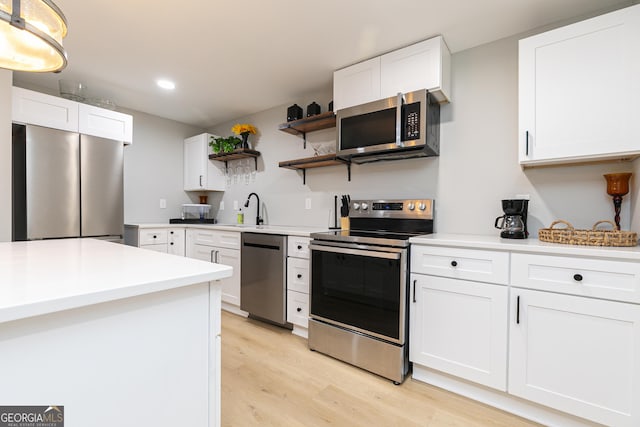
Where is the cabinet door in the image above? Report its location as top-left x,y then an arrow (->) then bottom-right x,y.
78,104 -> 133,144
184,134 -> 207,191
380,36 -> 450,103
167,228 -> 185,256
519,5 -> 640,165
187,242 -> 241,308
509,289 -> 640,427
287,290 -> 309,328
217,248 -> 241,307
183,134 -> 225,191
12,86 -> 79,132
333,57 -> 381,111
410,274 -> 508,391
287,256 -> 309,294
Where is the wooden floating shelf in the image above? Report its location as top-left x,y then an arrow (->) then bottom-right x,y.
209,149 -> 260,168
279,154 -> 350,184
278,112 -> 336,147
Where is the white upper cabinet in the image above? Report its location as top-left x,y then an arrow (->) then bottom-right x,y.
12,86 -> 79,132
12,87 -> 133,144
79,104 -> 133,143
380,36 -> 450,103
333,36 -> 451,111
519,4 -> 640,167
333,57 -> 381,112
183,133 -> 225,192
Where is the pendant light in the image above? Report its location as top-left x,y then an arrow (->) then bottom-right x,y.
0,0 -> 68,72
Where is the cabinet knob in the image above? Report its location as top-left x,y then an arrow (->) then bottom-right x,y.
451,260 -> 458,267
153,235 -> 157,239
297,274 -> 302,279
170,231 -> 174,235
573,274 -> 583,282
297,245 -> 302,250
297,307 -> 302,312
170,242 -> 174,245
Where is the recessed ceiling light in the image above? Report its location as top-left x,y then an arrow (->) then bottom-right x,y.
156,79 -> 175,90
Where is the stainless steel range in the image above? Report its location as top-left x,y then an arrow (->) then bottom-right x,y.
308,198 -> 433,384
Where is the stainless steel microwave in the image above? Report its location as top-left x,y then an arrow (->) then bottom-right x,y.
336,89 -> 440,163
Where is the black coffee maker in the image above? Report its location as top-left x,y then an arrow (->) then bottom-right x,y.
495,199 -> 529,239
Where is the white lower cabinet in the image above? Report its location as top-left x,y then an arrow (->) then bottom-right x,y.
509,288 -> 640,427
287,290 -> 309,329
167,228 -> 185,256
124,226 -> 185,256
410,240 -> 640,427
186,229 -> 241,310
410,275 -> 508,391
286,237 -> 311,336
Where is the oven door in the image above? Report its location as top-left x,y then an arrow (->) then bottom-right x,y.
309,241 -> 407,345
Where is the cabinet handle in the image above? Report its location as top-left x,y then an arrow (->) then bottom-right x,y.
451,260 -> 457,267
525,131 -> 529,156
199,175 -> 203,186
412,279 -> 417,303
516,295 -> 520,324
210,250 -> 215,263
215,250 -> 220,263
573,274 -> 583,282
297,307 -> 302,312
297,274 -> 302,279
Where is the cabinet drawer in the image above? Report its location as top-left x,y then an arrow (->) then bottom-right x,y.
190,228 -> 240,249
139,229 -> 168,245
511,253 -> 640,304
411,245 -> 509,285
140,243 -> 167,253
287,290 -> 309,328
288,236 -> 311,259
287,257 -> 309,293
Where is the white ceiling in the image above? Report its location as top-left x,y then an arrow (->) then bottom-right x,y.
12,0 -> 633,128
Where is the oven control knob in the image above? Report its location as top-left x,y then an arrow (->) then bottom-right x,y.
353,202 -> 361,210
407,203 -> 415,211
361,203 -> 369,210
418,202 -> 427,211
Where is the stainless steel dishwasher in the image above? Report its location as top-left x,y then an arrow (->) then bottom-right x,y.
240,232 -> 291,328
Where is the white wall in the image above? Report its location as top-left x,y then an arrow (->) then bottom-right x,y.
121,109 -> 205,223
209,34 -> 638,237
0,70 -> 12,242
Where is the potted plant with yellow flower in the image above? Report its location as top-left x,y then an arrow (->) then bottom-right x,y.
231,123 -> 257,149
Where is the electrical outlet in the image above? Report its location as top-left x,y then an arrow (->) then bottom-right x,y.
159,198 -> 167,209
233,200 -> 238,210
219,201 -> 225,211
305,198 -> 312,210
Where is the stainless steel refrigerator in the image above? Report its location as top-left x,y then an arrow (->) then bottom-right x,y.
12,124 -> 124,241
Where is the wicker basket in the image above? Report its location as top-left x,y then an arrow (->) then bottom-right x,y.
538,220 -> 638,247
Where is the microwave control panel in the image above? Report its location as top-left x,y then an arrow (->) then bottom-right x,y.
403,102 -> 421,140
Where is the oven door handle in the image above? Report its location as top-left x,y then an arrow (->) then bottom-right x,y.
309,243 -> 401,260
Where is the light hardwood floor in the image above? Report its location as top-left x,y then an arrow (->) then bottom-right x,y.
221,312 -> 541,427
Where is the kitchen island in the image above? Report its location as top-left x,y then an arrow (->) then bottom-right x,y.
0,238 -> 232,427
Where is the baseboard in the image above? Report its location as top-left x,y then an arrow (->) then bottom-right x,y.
412,365 -> 601,427
221,302 -> 248,317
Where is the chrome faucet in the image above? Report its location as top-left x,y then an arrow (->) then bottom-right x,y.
244,193 -> 263,225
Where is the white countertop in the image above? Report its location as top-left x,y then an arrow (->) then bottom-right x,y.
126,223 -> 328,237
0,238 -> 232,323
410,233 -> 640,261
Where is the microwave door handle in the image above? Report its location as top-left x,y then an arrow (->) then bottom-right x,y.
396,92 -> 404,147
